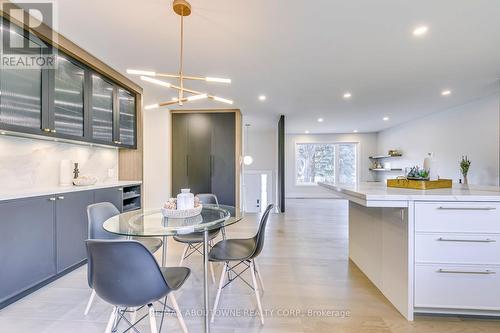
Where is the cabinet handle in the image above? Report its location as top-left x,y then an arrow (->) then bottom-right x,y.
48,197 -> 56,201
437,268 -> 496,275
51,129 -> 57,133
186,155 -> 189,177
57,196 -> 64,200
114,140 -> 122,144
437,237 -> 496,243
117,188 -> 123,191
438,206 -> 496,211
210,155 -> 214,177
43,128 -> 51,132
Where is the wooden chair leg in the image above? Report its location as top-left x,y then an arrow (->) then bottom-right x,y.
179,244 -> 188,266
170,293 -> 189,333
250,260 -> 264,325
211,262 -> 227,323
148,304 -> 157,333
84,289 -> 96,315
254,259 -> 265,292
104,306 -> 118,333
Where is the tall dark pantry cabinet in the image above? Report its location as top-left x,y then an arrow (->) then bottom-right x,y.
171,110 -> 241,207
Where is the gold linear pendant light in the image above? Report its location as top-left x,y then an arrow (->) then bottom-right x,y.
127,0 -> 233,109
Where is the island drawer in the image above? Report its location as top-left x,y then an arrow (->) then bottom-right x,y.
415,264 -> 500,310
415,202 -> 500,233
415,233 -> 500,264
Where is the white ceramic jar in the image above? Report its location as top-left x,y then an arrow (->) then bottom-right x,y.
177,189 -> 194,210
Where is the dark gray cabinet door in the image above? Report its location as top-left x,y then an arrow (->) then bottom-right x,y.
187,114 -> 212,195
94,187 -> 123,212
211,113 -> 235,205
52,54 -> 85,138
118,88 -> 136,147
90,74 -> 114,144
55,191 -> 93,273
0,196 -> 56,303
172,113 -> 189,196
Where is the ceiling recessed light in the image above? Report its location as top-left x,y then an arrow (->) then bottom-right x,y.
353,129 -> 358,133
413,25 -> 429,36
305,130 -> 310,134
383,116 -> 389,121
343,92 -> 352,99
258,95 -> 266,101
317,118 -> 324,123
441,89 -> 451,96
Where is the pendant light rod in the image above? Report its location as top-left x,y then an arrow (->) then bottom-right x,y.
128,0 -> 233,108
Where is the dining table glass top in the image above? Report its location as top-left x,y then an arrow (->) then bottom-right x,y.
103,204 -> 243,237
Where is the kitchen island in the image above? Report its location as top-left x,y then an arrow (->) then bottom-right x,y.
319,181 -> 500,320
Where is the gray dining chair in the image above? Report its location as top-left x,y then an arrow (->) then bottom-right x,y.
174,193 -> 222,283
84,202 -> 163,316
209,204 -> 274,324
86,239 -> 190,333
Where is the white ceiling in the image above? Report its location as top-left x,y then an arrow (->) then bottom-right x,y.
51,0 -> 500,133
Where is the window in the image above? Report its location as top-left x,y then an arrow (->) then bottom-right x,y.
295,143 -> 357,185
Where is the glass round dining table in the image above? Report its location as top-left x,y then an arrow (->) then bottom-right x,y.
103,204 -> 243,333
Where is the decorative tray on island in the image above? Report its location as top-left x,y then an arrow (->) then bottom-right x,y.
161,204 -> 202,218
387,178 -> 452,190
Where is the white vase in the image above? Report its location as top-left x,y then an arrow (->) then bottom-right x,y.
177,189 -> 194,210
424,153 -> 438,180
59,160 -> 73,186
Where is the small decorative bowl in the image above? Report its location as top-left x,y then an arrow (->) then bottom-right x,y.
73,176 -> 98,186
161,204 -> 202,219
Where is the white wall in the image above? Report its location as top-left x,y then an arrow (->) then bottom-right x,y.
0,135 -> 118,191
377,93 -> 500,186
143,109 -> 171,209
243,127 -> 278,206
285,133 -> 378,198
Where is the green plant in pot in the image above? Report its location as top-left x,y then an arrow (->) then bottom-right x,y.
460,156 -> 471,185
406,166 -> 430,181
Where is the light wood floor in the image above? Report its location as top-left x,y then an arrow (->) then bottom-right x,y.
0,199 -> 499,332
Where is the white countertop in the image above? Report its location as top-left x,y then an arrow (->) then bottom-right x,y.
318,181 -> 500,207
0,181 -> 142,202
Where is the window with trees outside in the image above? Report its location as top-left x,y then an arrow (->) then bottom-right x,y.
295,143 -> 357,185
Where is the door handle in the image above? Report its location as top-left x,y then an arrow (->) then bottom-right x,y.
210,155 -> 214,177
437,237 -> 496,243
437,268 -> 496,275
438,206 -> 496,211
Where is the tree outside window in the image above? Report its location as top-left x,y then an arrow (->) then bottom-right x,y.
296,143 -> 357,185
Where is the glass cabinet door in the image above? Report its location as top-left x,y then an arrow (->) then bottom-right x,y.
91,74 -> 114,143
0,20 -> 44,131
53,56 -> 85,137
118,88 -> 136,147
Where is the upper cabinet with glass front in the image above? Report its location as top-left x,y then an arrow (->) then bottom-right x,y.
51,55 -> 85,138
0,18 -> 47,134
0,17 -> 138,149
117,88 -> 136,147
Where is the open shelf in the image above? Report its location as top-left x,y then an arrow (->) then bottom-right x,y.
369,154 -> 402,159
369,168 -> 403,172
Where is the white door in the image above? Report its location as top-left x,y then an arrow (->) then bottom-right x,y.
244,173 -> 262,213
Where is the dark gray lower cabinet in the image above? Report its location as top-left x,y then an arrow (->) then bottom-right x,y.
94,187 -> 123,211
0,196 -> 56,304
0,185 -> 138,308
56,191 -> 94,273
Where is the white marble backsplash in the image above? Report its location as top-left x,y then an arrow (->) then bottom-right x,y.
0,136 -> 119,191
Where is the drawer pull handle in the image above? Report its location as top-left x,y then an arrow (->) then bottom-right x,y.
438,268 -> 496,275
438,206 -> 496,211
437,237 -> 496,243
